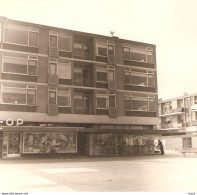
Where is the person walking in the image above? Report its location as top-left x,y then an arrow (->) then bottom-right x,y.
158,140 -> 164,155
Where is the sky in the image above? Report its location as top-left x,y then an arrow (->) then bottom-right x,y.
0,0 -> 197,100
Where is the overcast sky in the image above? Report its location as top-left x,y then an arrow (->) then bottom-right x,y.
0,0 -> 197,100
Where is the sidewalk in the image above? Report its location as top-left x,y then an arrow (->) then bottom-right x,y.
0,150 -> 184,164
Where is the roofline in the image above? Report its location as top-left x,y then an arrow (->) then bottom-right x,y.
0,16 -> 156,47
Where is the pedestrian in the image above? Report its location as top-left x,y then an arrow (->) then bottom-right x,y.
158,140 -> 164,155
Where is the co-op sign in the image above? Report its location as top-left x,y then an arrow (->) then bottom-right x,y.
0,119 -> 23,126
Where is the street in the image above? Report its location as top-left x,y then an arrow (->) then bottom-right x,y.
0,152 -> 196,192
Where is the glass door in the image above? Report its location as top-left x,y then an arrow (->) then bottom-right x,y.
8,133 -> 21,157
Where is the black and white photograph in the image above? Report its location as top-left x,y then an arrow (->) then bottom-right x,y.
0,0 -> 197,193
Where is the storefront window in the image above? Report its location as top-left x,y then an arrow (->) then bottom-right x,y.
23,132 -> 77,153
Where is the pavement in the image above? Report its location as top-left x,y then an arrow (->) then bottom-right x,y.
0,151 -> 196,192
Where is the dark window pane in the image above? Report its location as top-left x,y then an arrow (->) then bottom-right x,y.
50,35 -> 57,47
97,71 -> 107,82
108,45 -> 114,55
4,28 -> 28,45
124,48 -> 130,60
109,96 -> 115,108
49,91 -> 56,104
58,36 -> 70,51
132,76 -> 147,86
27,90 -> 36,105
149,100 -> 155,111
29,32 -> 38,47
98,47 -> 107,56
125,99 -> 132,110
132,100 -> 148,111
3,57 -> 27,74
3,88 -> 26,104
97,97 -> 107,108
28,60 -> 37,75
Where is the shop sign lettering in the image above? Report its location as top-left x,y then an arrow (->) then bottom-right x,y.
0,119 -> 23,126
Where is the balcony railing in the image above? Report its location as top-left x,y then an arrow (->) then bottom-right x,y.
160,107 -> 185,115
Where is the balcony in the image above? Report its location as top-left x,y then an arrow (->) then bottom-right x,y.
161,124 -> 184,129
160,107 -> 185,116
108,55 -> 116,65
48,74 -> 59,86
49,47 -> 59,58
48,104 -> 58,115
108,81 -> 118,91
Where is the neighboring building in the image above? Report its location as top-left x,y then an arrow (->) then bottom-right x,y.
159,93 -> 197,154
0,17 -> 161,158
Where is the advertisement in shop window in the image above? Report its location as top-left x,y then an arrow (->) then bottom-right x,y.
23,132 -> 77,153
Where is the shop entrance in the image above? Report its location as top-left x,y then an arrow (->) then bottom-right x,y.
8,133 -> 21,157
77,133 -> 89,156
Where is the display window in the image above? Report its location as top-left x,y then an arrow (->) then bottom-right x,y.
23,132 -> 77,153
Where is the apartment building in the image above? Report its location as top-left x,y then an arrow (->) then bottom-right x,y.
0,17 -> 161,158
159,93 -> 197,153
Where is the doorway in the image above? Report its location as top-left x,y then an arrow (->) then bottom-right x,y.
8,133 -> 21,157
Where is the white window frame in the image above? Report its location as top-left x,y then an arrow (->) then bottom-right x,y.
96,40 -> 115,57
49,31 -> 72,52
4,23 -> 38,47
125,93 -> 156,112
2,52 -> 38,76
96,91 -> 109,109
124,67 -> 155,87
1,83 -> 37,105
123,43 -> 154,64
57,87 -> 71,107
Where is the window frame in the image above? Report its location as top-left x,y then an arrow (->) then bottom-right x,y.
1,83 -> 37,105
96,91 -> 109,109
49,31 -> 72,52
125,93 -> 156,112
96,40 -> 115,57
4,23 -> 38,47
123,43 -> 154,64
124,67 -> 155,87
2,52 -> 38,76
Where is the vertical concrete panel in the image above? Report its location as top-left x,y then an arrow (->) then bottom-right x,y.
115,41 -> 124,64
38,28 -> 49,55
37,56 -> 48,83
117,92 -> 125,116
37,85 -> 48,113
116,66 -> 124,90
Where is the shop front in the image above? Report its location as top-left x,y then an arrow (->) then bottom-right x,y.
0,127 -> 163,158
1,126 -> 79,158
88,132 -> 157,156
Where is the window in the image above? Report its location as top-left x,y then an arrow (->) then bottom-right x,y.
125,93 -> 156,111
96,67 -> 108,83
3,52 -> 37,75
4,24 -> 38,47
49,91 -> 56,104
74,42 -> 89,59
108,66 -> 115,82
182,137 -> 192,149
58,61 -> 71,79
50,35 -> 57,47
96,40 -> 115,56
96,91 -> 109,109
123,43 -> 154,63
49,31 -> 71,51
124,68 -> 155,87
57,87 -> 71,107
58,32 -> 71,51
1,83 -> 36,105
49,87 -> 71,106
96,65 -> 115,83
109,92 -> 116,108
49,62 -> 57,75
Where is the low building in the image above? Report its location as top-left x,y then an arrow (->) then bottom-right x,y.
159,93 -> 197,155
